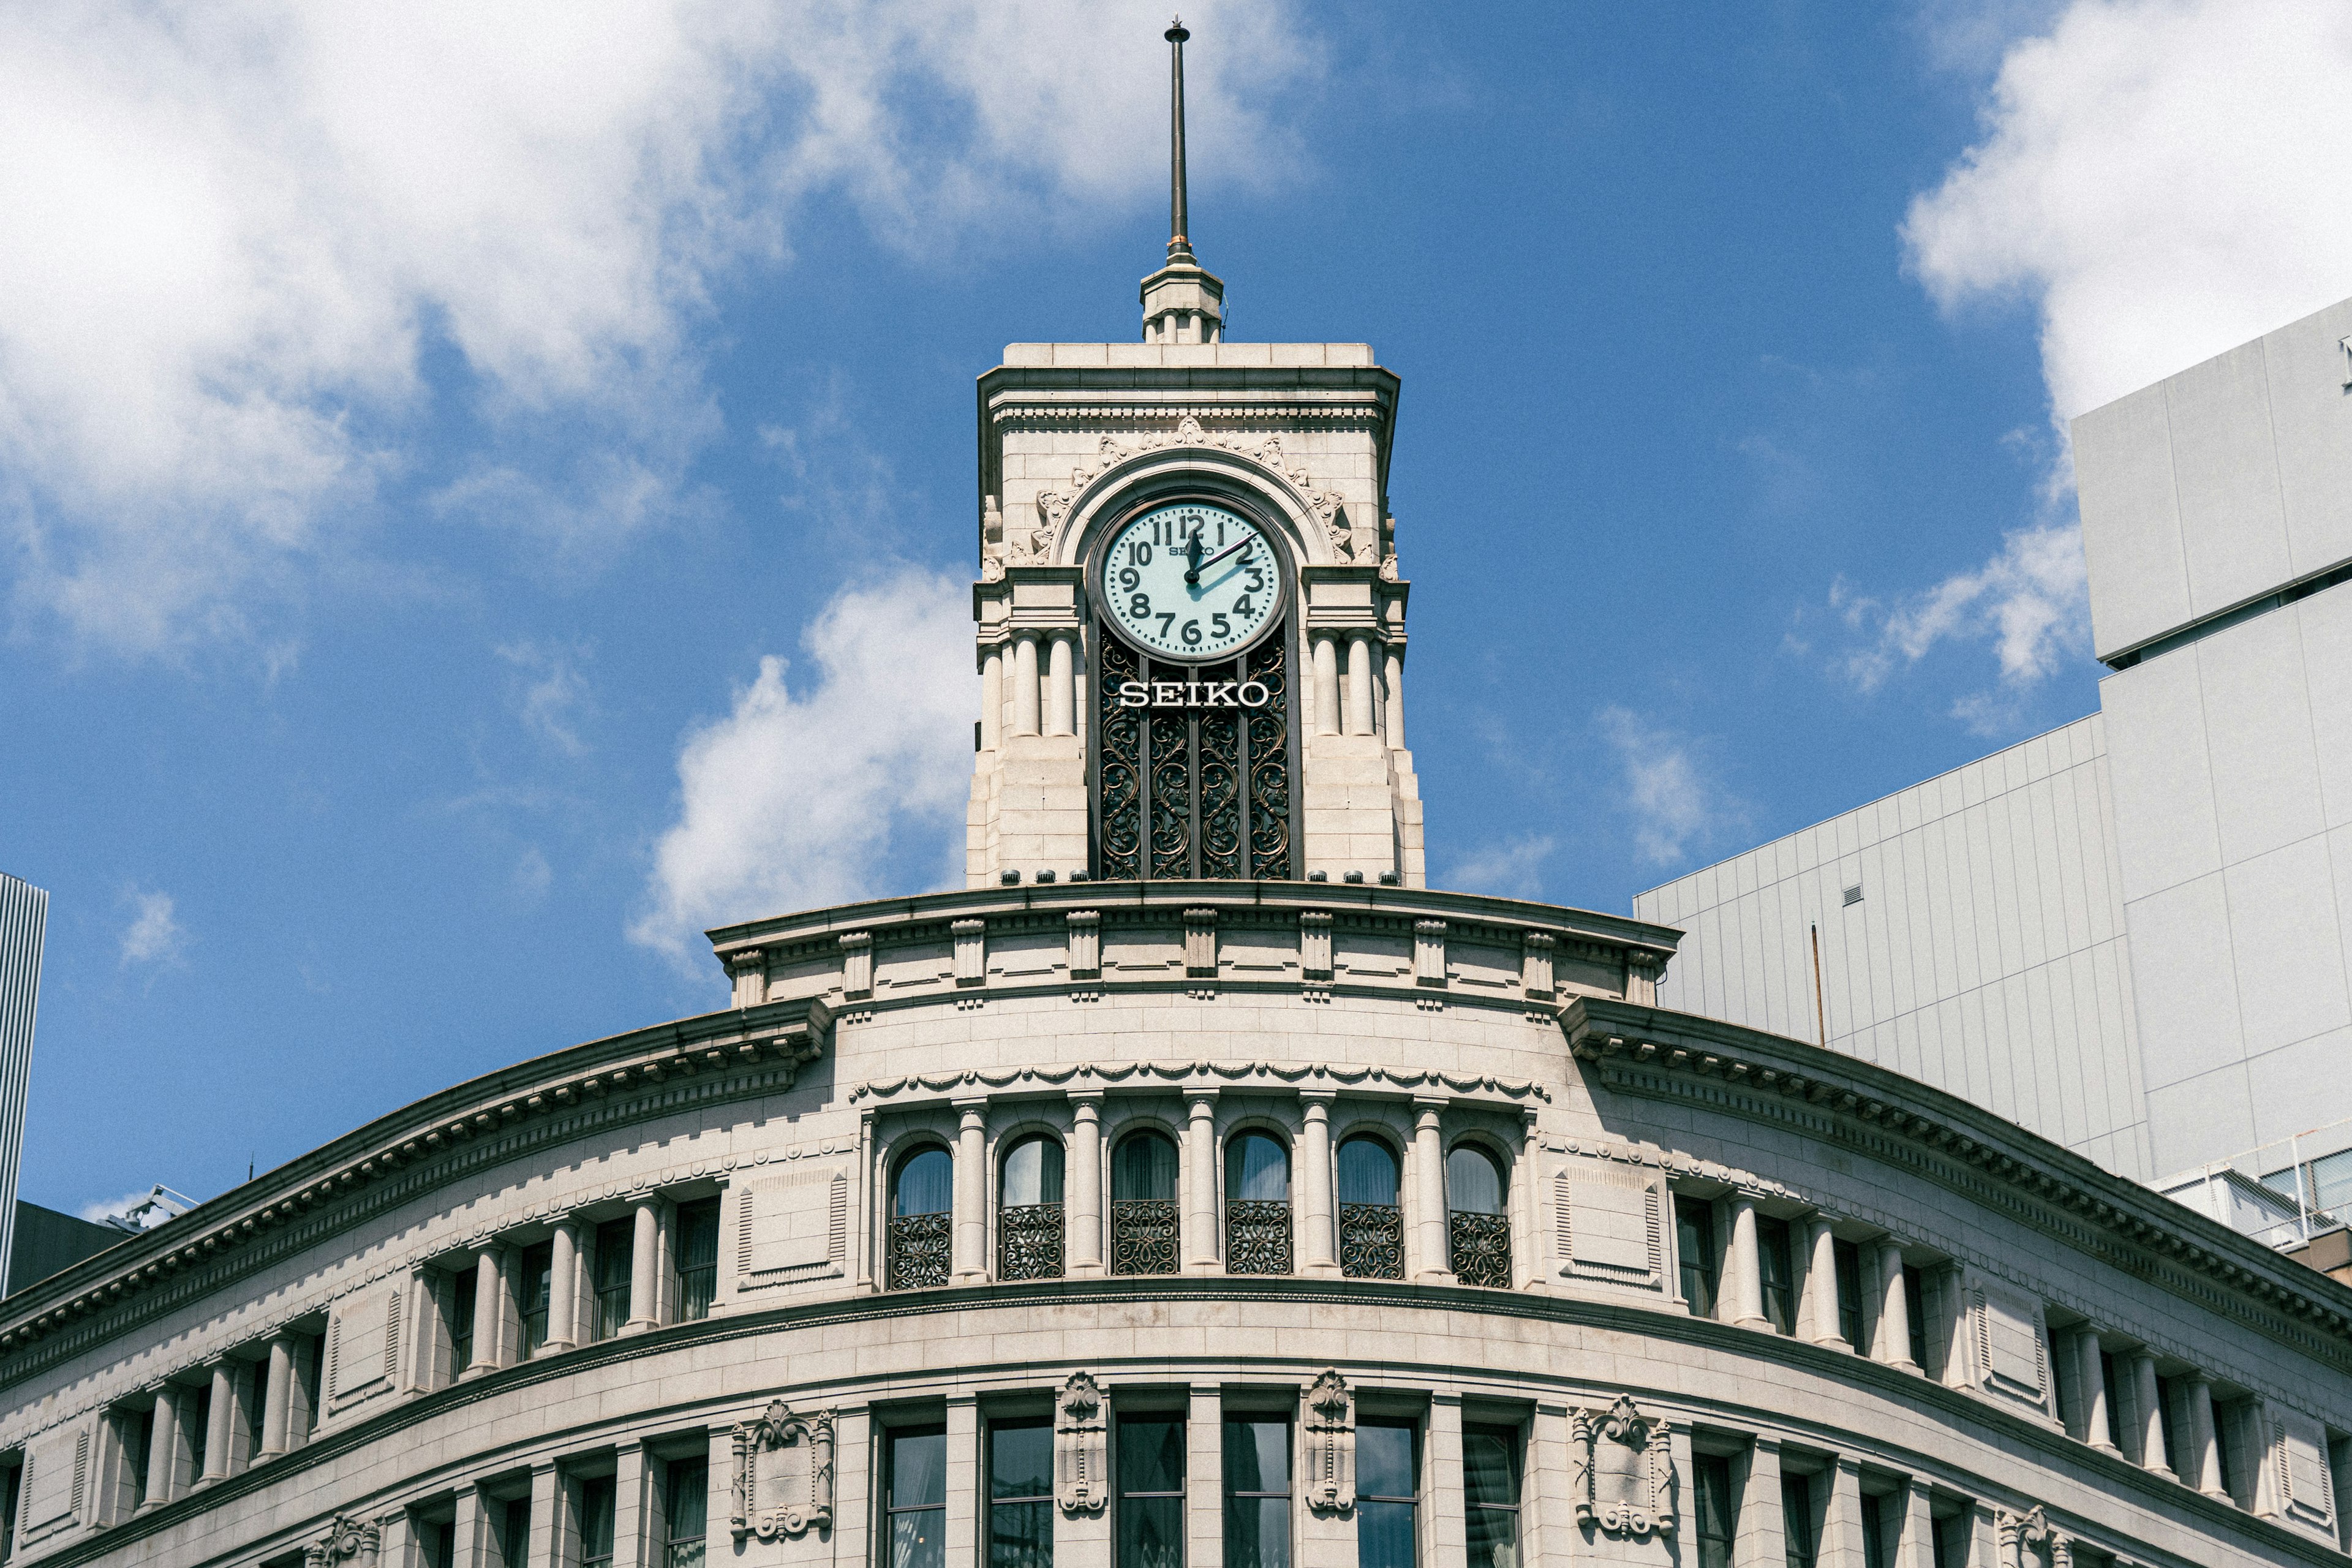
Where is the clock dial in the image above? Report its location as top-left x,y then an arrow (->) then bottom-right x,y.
1099,502 -> 1280,661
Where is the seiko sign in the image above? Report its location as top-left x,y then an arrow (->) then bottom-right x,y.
1115,679 -> 1273,710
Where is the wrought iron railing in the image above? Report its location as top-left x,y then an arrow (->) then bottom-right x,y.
997,1202 -> 1065,1280
887,1212 -> 952,1291
1225,1200 -> 1293,1275
1339,1203 -> 1404,1279
1110,1199 -> 1180,1276
1449,1211 -> 1511,1287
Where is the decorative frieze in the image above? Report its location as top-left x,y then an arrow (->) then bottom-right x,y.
839,932 -> 873,1001
1301,1369 -> 1355,1513
1055,1372 -> 1107,1513
730,1401 -> 835,1540
303,1515 -> 382,1568
1569,1395 -> 1675,1540
849,1059 -> 1550,1107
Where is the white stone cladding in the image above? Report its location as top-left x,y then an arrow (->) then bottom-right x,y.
0,884 -> 2344,1568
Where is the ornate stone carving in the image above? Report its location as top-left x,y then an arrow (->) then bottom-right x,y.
730,1400 -> 835,1540
1055,1371 -> 1108,1513
1300,1369 -> 1355,1513
1570,1396 -> 1675,1539
1999,1506 -> 2061,1567
304,1515 -> 382,1568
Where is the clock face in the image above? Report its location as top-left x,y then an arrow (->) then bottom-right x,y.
1099,501 -> 1281,662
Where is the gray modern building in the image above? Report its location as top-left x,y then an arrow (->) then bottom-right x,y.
0,875 -> 44,1288
1641,293 -> 2352,1217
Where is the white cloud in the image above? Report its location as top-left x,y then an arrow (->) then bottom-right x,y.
631,567 -> 973,965
119,890 -> 188,967
0,1 -> 1313,654
1830,518 -> 2087,708
1443,835 -> 1557,901
497,640 -> 595,756
1596,707 -> 1744,869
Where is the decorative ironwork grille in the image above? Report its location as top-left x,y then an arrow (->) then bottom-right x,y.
1093,621 -> 1295,881
997,1203 -> 1065,1281
886,1212 -> 951,1291
1110,1200 -> 1180,1275
1225,1200 -> 1294,1275
1449,1212 -> 1511,1288
1339,1203 -> 1404,1280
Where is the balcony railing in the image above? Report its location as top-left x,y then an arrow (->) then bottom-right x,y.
1449,1211 -> 1511,1287
997,1202 -> 1065,1280
887,1212 -> 952,1291
1339,1203 -> 1404,1279
1226,1200 -> 1293,1275
1110,1199 -> 1180,1275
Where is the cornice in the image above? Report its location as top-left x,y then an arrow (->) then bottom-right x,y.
847,1058 -> 1551,1107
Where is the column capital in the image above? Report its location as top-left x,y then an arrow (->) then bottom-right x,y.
1411,1094 -> 1447,1117
1069,1090 -> 1104,1114
1299,1090 -> 1336,1112
1185,1089 -> 1219,1111
953,1096 -> 990,1119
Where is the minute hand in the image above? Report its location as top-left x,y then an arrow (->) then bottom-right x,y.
1188,538 -> 1253,582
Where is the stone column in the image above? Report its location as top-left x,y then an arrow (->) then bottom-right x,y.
1383,648 -> 1406,749
1012,633 -> 1041,737
1184,1092 -> 1220,1272
1877,1243 -> 1917,1370
1733,1436 -> 1786,1568
2188,1378 -> 2227,1498
954,1099 -> 990,1283
1298,1092 -> 1338,1276
2130,1352 -> 2174,1477
612,1439 -> 650,1568
1345,635 -> 1375,736
1068,1093 -> 1105,1276
1312,636 -> 1340,736
1410,1098 -> 1452,1283
543,1218 -> 578,1352
198,1361 -> 235,1485
979,648 -> 1004,752
1726,1197 -> 1769,1330
528,1460 -> 562,1568
2076,1329 -> 2117,1452
465,1248 -> 504,1374
1046,633 -> 1075,737
258,1335 -> 295,1457
139,1387 -> 179,1509
623,1200 -> 662,1333
1526,1403 -> 1577,1568
1898,1477 -> 1934,1568
1806,1221 -> 1849,1348
1427,1393 -> 1466,1566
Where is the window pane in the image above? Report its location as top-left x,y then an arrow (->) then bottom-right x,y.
1114,1133 -> 1179,1201
502,1499 -> 532,1568
1225,1495 -> 1291,1568
893,1430 -> 949,1509
1675,1199 -> 1716,1316
1756,1218 -> 1794,1334
1003,1138 -> 1067,1208
1356,1424 -> 1415,1502
1464,1504 -> 1517,1568
993,1423 -> 1054,1501
1224,1419 -> 1290,1494
1118,1495 -> 1183,1568
1905,1267 -> 1929,1368
668,1460 -> 709,1545
1860,1494 -> 1886,1568
989,1499 -> 1052,1568
1357,1499 -> 1415,1568
897,1149 -> 954,1216
1833,1241 -> 1863,1346
893,1510 -> 946,1568
1781,1475 -> 1815,1568
579,1479 -> 617,1566
1336,1139 -> 1400,1207
676,1200 -> 720,1323
1446,1147 -> 1504,1215
1120,1418 -> 1185,1494
1461,1427 -> 1518,1508
2314,1149 -> 2352,1215
1693,1455 -> 1734,1568
1226,1134 -> 1289,1202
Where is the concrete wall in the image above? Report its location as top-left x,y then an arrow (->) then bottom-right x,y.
1637,716 -> 2151,1178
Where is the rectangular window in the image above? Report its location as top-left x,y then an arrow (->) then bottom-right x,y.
499,1498 -> 532,1568
420,1518 -> 456,1568
0,1461 -> 18,1566
990,1419 -> 1053,1568
1224,1417 -> 1291,1568
1781,1474 -> 1815,1568
2045,1329 -> 2078,1436
595,1219 -> 635,1342
450,1272 -> 477,1374
1691,1453 -> 1735,1568
1931,1509 -> 1970,1568
2156,1377 -> 2185,1478
127,1409 -> 154,1507
186,1385 -> 210,1481
244,1359 -> 270,1455
2098,1351 -> 2120,1440
666,1459 -> 709,1568
2216,1400 -> 2255,1507
1860,1493 -> 1887,1568
1756,1217 -> 1795,1334
518,1242 -> 554,1356
889,1426 -> 948,1568
1355,1422 -> 1416,1568
1118,1415 -> 1185,1568
1461,1424 -> 1520,1568
2314,1149 -> 2352,1218
1904,1265 -> 1929,1370
1833,1240 -> 1864,1347
1676,1198 -> 1718,1318
675,1199 -> 722,1324
580,1477 -> 617,1568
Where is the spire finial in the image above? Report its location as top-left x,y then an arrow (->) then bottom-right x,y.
1166,16 -> 1194,264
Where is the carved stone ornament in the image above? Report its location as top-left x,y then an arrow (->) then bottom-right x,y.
730,1400 -> 835,1541
1055,1371 -> 1109,1513
1570,1395 -> 1675,1539
1300,1369 -> 1355,1513
303,1515 -> 382,1568
1998,1506 -> 2060,1567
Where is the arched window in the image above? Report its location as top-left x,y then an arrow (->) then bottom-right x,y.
888,1145 -> 952,1291
1110,1130 -> 1180,1276
1224,1131 -> 1292,1275
998,1134 -> 1065,1281
1336,1135 -> 1403,1280
1446,1144 -> 1510,1287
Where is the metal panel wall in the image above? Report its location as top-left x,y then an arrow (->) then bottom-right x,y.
0,873 -> 45,1284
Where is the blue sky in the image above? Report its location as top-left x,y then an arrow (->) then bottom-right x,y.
6,0 -> 2351,1217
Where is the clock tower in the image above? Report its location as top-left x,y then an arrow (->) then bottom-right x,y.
965,20 -> 1425,889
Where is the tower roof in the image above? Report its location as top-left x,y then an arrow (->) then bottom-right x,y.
1140,17 -> 1224,345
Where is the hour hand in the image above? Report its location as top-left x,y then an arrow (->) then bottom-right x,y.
1183,532 -> 1205,584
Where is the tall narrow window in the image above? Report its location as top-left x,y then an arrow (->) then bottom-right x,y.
1337,1136 -> 1404,1280
1224,1417 -> 1292,1568
1000,1136 -> 1067,1281
674,1199 -> 721,1323
127,1408 -> 154,1507
450,1272 -> 477,1374
1355,1422 -> 1416,1568
1112,1133 -> 1182,1276
1860,1493 -> 1890,1568
1755,1216 -> 1795,1335
244,1359 -> 268,1455
1461,1424 -> 1520,1568
424,1520 -> 456,1568
1224,1133 -> 1292,1275
594,1219 -> 634,1341
1118,1415 -> 1185,1568
1675,1198 -> 1717,1317
1692,1454 -> 1735,1568
1446,1147 -> 1510,1288
2157,1376 -> 2185,1477
990,1419 -> 1054,1568
579,1478 -> 617,1568
0,1459 -> 20,1566
499,1498 -> 532,1568
518,1242 -> 554,1357
665,1459 -> 709,1568
1781,1474 -> 1816,1568
185,1384 -> 210,1482
1930,1509 -> 1969,1568
1833,1240 -> 1864,1347
889,1147 -> 954,1291
1905,1265 -> 1931,1370
889,1427 -> 948,1568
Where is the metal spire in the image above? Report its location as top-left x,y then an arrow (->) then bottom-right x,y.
1166,17 -> 1195,264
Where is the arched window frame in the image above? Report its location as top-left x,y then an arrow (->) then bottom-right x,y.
1334,1128 -> 1406,1281
993,1125 -> 1067,1283
1222,1121 -> 1295,1276
1107,1120 -> 1183,1277
1444,1134 -> 1515,1289
883,1136 -> 956,1293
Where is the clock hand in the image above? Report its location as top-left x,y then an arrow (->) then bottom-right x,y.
1183,531 -> 1205,584
1194,537 -> 1252,575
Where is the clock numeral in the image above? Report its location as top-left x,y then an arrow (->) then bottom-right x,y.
1243,566 -> 1264,592
1211,612 -> 1231,638
1232,594 -> 1254,619
1182,618 -> 1202,647
1157,612 -> 1176,639
1131,541 -> 1153,565
1129,592 -> 1152,619
1118,567 -> 1140,592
